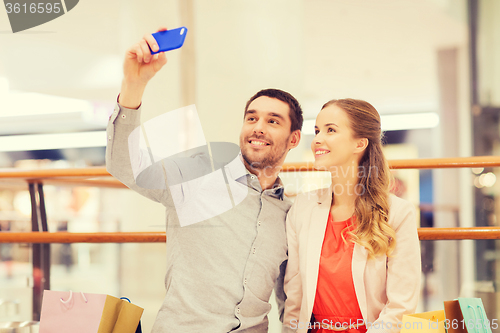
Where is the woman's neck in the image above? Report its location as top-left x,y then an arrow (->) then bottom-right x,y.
330,161 -> 359,215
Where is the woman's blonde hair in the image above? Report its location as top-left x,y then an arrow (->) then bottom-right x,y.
322,98 -> 396,258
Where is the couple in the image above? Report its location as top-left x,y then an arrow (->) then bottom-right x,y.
106,29 -> 421,333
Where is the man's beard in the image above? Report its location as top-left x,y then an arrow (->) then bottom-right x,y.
240,136 -> 289,171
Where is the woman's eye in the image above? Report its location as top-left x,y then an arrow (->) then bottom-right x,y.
328,128 -> 335,133
315,130 -> 319,135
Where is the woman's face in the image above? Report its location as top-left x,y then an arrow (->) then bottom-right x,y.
311,104 -> 364,171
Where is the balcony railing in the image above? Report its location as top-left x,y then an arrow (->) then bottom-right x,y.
1,156 -> 500,244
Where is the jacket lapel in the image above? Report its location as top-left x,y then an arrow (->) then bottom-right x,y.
352,244 -> 368,322
306,187 -> 332,315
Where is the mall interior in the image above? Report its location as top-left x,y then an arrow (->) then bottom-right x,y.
0,0 -> 500,332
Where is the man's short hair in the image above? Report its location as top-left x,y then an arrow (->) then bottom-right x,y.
244,89 -> 303,133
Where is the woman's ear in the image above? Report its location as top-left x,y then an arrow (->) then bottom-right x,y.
355,138 -> 369,153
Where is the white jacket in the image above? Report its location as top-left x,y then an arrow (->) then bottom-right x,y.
282,187 -> 421,333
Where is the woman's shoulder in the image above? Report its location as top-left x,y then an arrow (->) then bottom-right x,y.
389,194 -> 414,210
388,194 -> 417,228
287,187 -> 329,230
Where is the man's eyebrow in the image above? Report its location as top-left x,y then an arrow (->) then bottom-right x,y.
269,112 -> 286,121
244,110 -> 286,122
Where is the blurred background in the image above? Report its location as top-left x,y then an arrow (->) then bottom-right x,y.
0,0 -> 499,331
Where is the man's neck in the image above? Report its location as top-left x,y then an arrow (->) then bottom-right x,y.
244,163 -> 281,190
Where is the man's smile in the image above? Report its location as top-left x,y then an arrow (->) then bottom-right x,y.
248,138 -> 271,148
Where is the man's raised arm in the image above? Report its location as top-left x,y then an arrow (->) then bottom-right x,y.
106,28 -> 170,204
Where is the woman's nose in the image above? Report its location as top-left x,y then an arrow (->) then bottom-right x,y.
313,133 -> 323,144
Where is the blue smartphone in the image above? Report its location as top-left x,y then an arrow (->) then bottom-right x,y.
150,27 -> 188,54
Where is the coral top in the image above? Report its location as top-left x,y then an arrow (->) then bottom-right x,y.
311,213 -> 366,333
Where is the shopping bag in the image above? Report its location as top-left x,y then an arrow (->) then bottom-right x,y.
400,310 -> 446,333
444,299 -> 467,333
444,298 -> 493,333
39,290 -> 143,333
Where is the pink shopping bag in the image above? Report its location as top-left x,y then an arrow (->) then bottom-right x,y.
39,290 -> 143,333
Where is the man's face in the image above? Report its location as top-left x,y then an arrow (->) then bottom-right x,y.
240,96 -> 297,171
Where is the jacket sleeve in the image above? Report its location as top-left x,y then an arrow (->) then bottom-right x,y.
282,195 -> 302,333
106,103 -> 171,206
367,199 -> 421,333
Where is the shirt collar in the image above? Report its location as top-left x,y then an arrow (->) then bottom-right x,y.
265,177 -> 285,199
224,153 -> 285,200
225,153 -> 248,182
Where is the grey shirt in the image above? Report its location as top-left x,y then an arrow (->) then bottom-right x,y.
106,104 -> 292,332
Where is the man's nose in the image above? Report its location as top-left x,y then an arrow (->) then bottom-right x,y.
253,120 -> 266,135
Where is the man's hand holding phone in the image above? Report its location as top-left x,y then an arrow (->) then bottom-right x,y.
119,27 -> 169,109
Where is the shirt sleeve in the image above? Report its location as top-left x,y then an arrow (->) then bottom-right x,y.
106,102 -> 172,206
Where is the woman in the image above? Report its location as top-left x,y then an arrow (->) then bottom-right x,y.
282,99 -> 421,333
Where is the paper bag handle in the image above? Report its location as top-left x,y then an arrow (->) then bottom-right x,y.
468,305 -> 485,333
60,291 -> 88,304
477,305 -> 487,333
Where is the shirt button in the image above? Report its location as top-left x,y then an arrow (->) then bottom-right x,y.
257,221 -> 261,226
252,248 -> 256,254
237,308 -> 240,314
250,175 -> 256,179
244,278 -> 247,285
121,114 -> 126,119
108,135 -> 112,140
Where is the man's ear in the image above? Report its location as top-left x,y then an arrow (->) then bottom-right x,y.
288,130 -> 301,150
355,138 -> 369,153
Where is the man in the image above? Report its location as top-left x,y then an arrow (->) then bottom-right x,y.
106,27 -> 303,332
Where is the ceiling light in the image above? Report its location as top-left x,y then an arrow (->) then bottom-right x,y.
0,131 -> 106,152
0,92 -> 94,118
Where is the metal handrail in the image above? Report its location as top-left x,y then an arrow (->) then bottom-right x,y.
282,156 -> 500,171
0,156 -> 499,181
1,227 -> 500,243
0,232 -> 166,243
